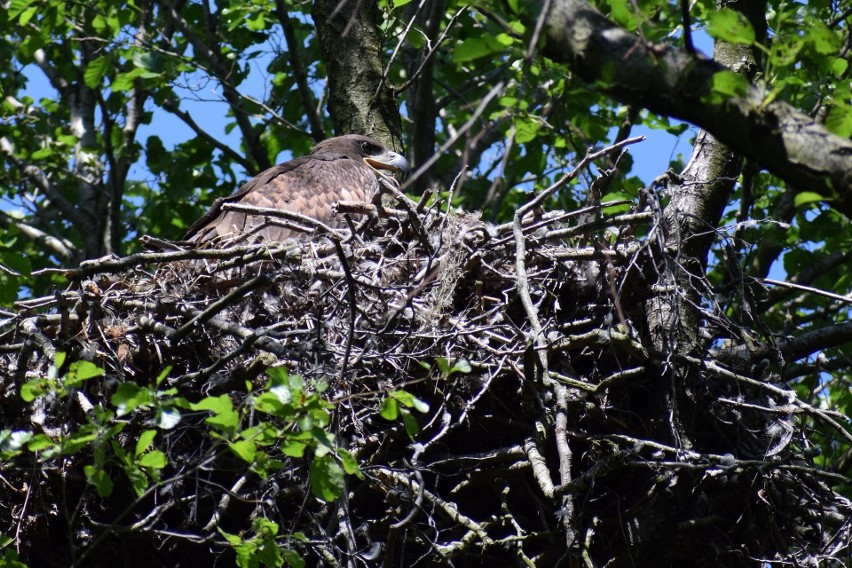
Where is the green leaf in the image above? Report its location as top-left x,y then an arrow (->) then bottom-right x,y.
281,439 -> 307,458
62,430 -> 99,455
282,548 -> 306,568
769,36 -> 803,67
191,394 -> 234,414
20,378 -> 49,402
65,360 -> 105,387
807,21 -> 841,55
379,397 -> 399,420
30,147 -> 53,161
155,366 -> 172,387
253,391 -> 287,415
337,448 -> 364,478
8,0 -> 36,20
124,464 -> 151,496
602,192 -> 633,214
219,528 -> 243,546
710,70 -> 750,99
0,548 -> 27,568
191,395 -> 240,437
309,455 -> 344,502
229,439 -> 257,463
244,525 -> 283,568
84,465 -> 115,497
135,430 -> 157,457
825,104 -> 852,138
452,36 -> 504,63
793,192 -> 824,208
137,450 -> 167,469
707,8 -> 755,45
391,390 -> 417,409
608,0 -> 637,29
84,55 -> 111,89
111,67 -> 148,92
514,118 -> 540,144
112,383 -> 154,416
495,33 -> 516,47
829,57 -> 849,77
27,434 -> 54,451
0,252 -> 30,277
265,366 -> 289,383
405,27 -> 426,49
401,411 -> 420,438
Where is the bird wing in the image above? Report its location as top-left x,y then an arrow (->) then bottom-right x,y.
184,153 -> 381,244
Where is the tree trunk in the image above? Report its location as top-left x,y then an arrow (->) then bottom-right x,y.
312,0 -> 404,153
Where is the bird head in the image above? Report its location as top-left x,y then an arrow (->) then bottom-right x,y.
313,135 -> 410,178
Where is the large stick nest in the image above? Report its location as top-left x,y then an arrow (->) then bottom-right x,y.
1,188 -> 850,567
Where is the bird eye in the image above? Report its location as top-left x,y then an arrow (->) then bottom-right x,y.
360,141 -> 372,153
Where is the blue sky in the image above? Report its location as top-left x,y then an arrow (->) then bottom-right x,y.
18,28 -> 714,192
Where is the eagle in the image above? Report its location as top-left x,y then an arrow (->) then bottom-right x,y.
184,135 -> 410,244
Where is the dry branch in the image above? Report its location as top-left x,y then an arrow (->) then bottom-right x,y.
1,182 -> 850,566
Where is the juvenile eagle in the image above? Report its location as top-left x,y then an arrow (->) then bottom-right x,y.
184,135 -> 410,244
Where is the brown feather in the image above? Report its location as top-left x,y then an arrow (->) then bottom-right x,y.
184,135 -> 409,245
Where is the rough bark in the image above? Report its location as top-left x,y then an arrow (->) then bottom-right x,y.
538,0 -> 852,216
312,0 -> 404,153
32,37 -> 107,260
645,0 -> 766,357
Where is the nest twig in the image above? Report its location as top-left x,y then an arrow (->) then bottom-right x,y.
1,179 -> 850,567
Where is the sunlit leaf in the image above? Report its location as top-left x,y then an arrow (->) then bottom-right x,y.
84,55 -> 110,89
112,383 -> 154,416
229,440 -> 257,464
309,455 -> 344,502
452,36 -> 504,63
710,70 -> 750,99
806,21 -> 841,54
707,8 -> 756,45
793,192 -> 824,208
825,105 -> 852,138
137,450 -> 167,469
379,397 -> 399,420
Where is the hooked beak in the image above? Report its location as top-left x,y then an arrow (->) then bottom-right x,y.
364,151 -> 410,177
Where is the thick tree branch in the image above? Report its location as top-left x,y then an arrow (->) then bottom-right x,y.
0,138 -> 86,233
0,212 -> 76,262
763,250 -> 852,307
538,0 -> 852,215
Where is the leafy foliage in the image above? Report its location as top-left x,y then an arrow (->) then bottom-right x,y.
1,343 -> 366,565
